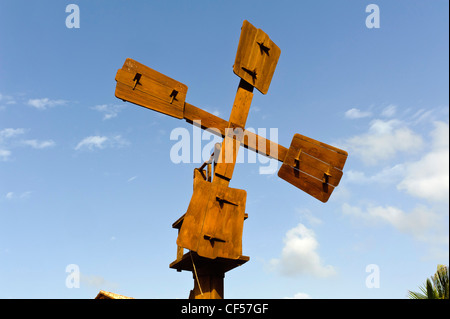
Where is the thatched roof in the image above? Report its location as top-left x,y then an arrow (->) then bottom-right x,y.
95,290 -> 134,299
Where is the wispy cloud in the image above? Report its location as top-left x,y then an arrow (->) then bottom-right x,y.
75,136 -> 108,150
127,176 -> 137,183
27,98 -> 67,110
0,93 -> 17,107
285,292 -> 312,299
75,135 -> 129,151
0,128 -> 26,161
0,128 -> 26,140
345,108 -> 372,119
4,191 -> 32,200
92,104 -> 123,120
342,119 -> 423,165
345,121 -> 449,203
381,104 -> 397,118
397,121 -> 449,202
22,139 -> 55,149
342,203 -> 447,245
1,128 -> 55,160
269,223 -> 336,278
295,208 -> 322,226
0,149 -> 11,161
340,107 -> 449,258
345,164 -> 406,185
80,273 -> 119,290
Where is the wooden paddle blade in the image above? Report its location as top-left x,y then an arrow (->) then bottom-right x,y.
115,58 -> 187,119
233,20 -> 281,95
278,134 -> 348,203
177,170 -> 247,260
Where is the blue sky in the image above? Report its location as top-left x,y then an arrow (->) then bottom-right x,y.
0,0 -> 448,299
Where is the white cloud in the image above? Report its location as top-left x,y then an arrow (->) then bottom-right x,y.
270,223 -> 336,277
397,149 -> 449,201
0,128 -> 26,140
27,98 -> 67,110
92,104 -> 123,120
343,119 -> 423,165
381,104 -> 397,118
343,121 -> 449,202
75,136 -> 108,150
346,164 -> 406,185
0,128 -> 26,161
127,176 -> 137,182
80,273 -> 119,290
345,108 -> 372,119
397,121 -> 449,202
1,128 -> 55,160
0,93 -> 17,107
342,203 -> 447,244
286,292 -> 312,299
0,149 -> 11,161
4,191 -> 32,200
75,135 -> 129,151
410,108 -> 436,125
295,208 -> 322,226
22,139 -> 55,149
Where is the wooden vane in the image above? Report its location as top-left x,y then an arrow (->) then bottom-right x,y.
176,169 -> 247,260
115,58 -> 187,119
233,20 -> 281,94
278,134 -> 347,203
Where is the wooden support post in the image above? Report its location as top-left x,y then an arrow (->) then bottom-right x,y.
186,79 -> 253,299
214,79 -> 254,187
190,269 -> 224,299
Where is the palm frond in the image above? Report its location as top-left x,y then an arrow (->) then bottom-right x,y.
408,265 -> 449,299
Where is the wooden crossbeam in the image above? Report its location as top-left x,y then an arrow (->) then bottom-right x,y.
184,102 -> 288,162
116,58 -> 287,163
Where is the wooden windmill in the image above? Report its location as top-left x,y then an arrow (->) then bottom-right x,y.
114,20 -> 348,299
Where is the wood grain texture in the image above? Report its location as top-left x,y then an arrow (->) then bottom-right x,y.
115,58 -> 187,119
233,20 -> 281,94
176,170 -> 247,260
278,133 -> 348,202
213,79 -> 254,183
169,250 -> 249,274
183,102 -> 288,162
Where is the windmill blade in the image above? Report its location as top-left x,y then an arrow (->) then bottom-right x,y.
278,134 -> 348,203
115,58 -> 188,119
233,20 -> 281,95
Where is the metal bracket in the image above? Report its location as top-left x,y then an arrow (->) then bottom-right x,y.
169,89 -> 179,104
323,166 -> 332,184
132,73 -> 141,90
216,196 -> 238,207
203,234 -> 226,243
